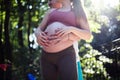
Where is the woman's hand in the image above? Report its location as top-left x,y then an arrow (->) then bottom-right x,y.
53,27 -> 72,38
36,32 -> 50,47
47,27 -> 72,45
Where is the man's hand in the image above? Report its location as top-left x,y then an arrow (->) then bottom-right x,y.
48,33 -> 69,45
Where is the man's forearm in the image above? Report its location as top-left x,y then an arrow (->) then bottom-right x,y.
68,33 -> 80,41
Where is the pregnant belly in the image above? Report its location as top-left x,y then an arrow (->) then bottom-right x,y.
45,22 -> 65,36
43,22 -> 73,53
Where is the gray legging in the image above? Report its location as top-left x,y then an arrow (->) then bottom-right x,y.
40,46 -> 78,80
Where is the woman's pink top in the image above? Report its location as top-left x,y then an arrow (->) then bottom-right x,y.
43,9 -> 79,53
46,9 -> 77,27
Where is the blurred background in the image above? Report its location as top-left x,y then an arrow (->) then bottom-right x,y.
0,0 -> 120,80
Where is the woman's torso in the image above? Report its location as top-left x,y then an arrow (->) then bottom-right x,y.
43,9 -> 78,53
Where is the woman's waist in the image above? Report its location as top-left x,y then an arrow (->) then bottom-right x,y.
42,41 -> 73,53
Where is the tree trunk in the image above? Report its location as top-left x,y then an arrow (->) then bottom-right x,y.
27,0 -> 32,53
0,9 -> 4,80
4,0 -> 12,80
17,0 -> 24,47
18,17 -> 24,47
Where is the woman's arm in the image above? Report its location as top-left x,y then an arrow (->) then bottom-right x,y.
35,9 -> 55,47
35,9 -> 54,36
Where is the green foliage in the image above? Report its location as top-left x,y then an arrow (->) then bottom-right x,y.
79,1 -> 120,79
12,47 -> 42,80
79,43 -> 109,79
89,20 -> 101,33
